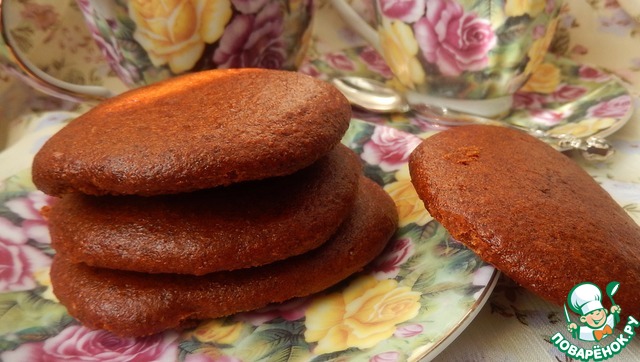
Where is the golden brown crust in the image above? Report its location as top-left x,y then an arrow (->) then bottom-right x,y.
49,145 -> 361,274
409,125 -> 640,316
32,68 -> 352,196
50,177 -> 398,337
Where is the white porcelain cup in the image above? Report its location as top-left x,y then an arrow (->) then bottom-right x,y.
331,0 -> 564,118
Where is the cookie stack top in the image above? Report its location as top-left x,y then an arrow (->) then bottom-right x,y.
32,68 -> 352,196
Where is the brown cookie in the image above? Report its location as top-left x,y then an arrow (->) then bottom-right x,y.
50,177 -> 398,337
49,144 -> 361,275
409,125 -> 640,316
32,68 -> 351,196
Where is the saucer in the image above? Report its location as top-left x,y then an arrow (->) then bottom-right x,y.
0,117 -> 497,362
507,54 -> 633,141
304,51 -> 633,150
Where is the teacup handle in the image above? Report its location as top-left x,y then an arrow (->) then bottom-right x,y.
330,0 -> 381,53
0,1 -> 113,102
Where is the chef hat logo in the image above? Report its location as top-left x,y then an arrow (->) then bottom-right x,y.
569,282 -> 604,315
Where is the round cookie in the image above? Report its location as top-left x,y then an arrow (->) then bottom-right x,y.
409,125 -> 640,318
32,68 -> 352,196
49,145 -> 361,275
50,177 -> 399,337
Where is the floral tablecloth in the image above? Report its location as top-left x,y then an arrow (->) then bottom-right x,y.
0,0 -> 639,361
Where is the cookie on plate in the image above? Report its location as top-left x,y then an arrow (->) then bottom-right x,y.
50,177 -> 399,337
49,144 -> 361,274
32,68 -> 352,196
409,125 -> 640,316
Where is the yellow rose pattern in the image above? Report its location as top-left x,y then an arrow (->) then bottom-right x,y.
378,20 -> 425,89
524,17 -> 560,76
129,0 -> 232,74
548,117 -> 616,138
304,275 -> 422,354
79,0 -> 314,86
32,267 -> 57,302
520,62 -> 561,93
384,165 -> 432,227
193,318 -> 245,344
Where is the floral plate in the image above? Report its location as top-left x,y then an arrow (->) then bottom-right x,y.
0,115 -> 497,362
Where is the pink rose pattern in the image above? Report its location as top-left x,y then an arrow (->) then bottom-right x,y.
1,325 -> 179,361
586,94 -> 632,118
360,45 -> 393,78
516,84 -> 586,109
185,354 -> 218,362
185,355 -> 242,362
298,62 -> 323,78
529,109 -> 568,126
5,191 -> 55,244
513,92 -> 548,110
370,351 -> 401,362
514,83 -> 588,110
360,126 -> 422,172
532,24 -> 547,39
379,0 -> 426,23
375,0 -> 497,77
324,52 -> 356,71
0,217 -> 51,292
213,1 -> 306,69
578,65 -> 612,82
394,323 -> 424,338
549,84 -> 588,103
412,0 -> 496,76
235,297 -> 309,326
0,192 -> 181,360
371,237 -> 415,279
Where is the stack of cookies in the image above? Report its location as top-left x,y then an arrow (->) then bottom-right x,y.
32,69 -> 398,337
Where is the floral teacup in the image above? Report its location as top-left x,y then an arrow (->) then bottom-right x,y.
76,0 -> 315,88
331,0 -> 564,118
0,0 -> 115,101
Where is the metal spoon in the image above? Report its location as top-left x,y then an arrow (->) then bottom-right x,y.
332,76 -> 615,161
